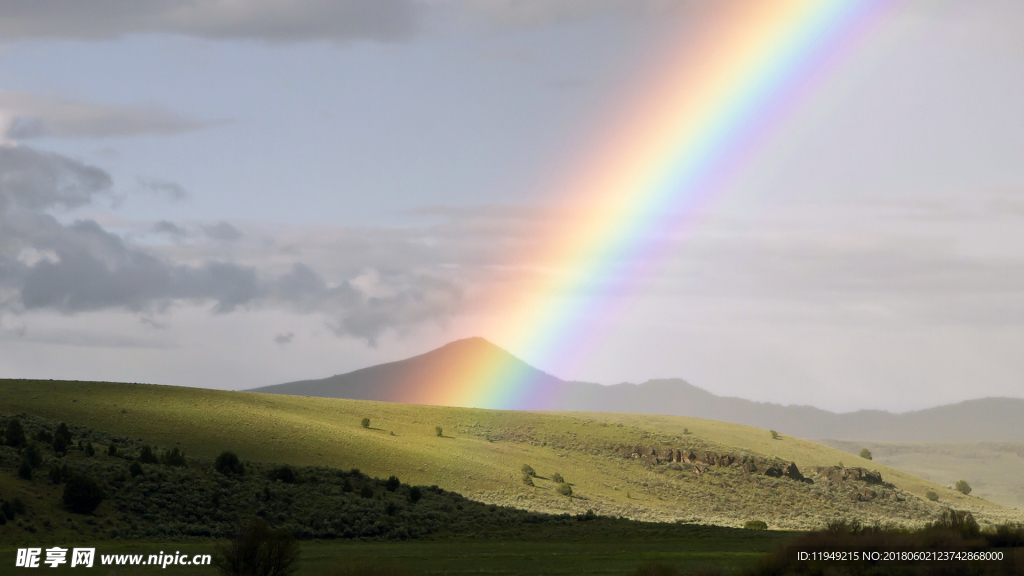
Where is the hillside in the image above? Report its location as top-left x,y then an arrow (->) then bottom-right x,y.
3,378 -> 1021,531
252,337 -> 1024,442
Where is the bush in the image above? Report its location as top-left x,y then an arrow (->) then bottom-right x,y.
215,451 -> 245,476
435,426 -> 443,437
63,474 -> 105,514
162,447 -> 187,467
360,485 -> 374,499
23,442 -> 43,467
18,457 -> 32,480
213,518 -> 299,576
129,461 -> 143,477
521,474 -> 534,487
85,441 -> 95,457
49,462 -> 70,484
407,487 -> 422,504
107,443 -> 118,457
551,472 -> 564,483
5,418 -> 26,448
138,445 -> 159,464
521,464 -> 535,477
361,418 -> 370,429
930,510 -> 979,538
955,480 -> 972,495
859,448 -> 872,460
925,490 -> 939,502
269,465 -> 297,484
34,430 -> 52,443
556,483 -> 572,497
770,430 -> 780,440
385,475 -> 400,492
744,520 -> 768,530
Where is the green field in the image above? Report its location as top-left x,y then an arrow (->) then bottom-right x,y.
1,378 -> 1019,533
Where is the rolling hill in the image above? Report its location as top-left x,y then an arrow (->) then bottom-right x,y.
2,378 -> 1021,532
252,337 -> 1024,442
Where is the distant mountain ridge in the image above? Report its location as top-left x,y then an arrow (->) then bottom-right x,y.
249,337 -> 1024,442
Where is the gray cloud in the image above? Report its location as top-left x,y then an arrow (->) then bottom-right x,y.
273,332 -> 294,345
153,220 -> 188,236
0,90 -> 213,141
203,221 -> 243,241
0,145 -> 112,212
137,178 -> 188,201
0,0 -> 417,43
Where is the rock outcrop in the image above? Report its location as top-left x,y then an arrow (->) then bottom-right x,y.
616,444 -> 806,482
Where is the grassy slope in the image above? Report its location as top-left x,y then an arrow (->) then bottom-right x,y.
818,439 -> 1024,510
1,379 -> 1019,530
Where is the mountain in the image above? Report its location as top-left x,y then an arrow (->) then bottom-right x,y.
250,337 -> 1024,442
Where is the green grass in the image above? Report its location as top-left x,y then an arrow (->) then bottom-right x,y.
1,378 -> 1020,531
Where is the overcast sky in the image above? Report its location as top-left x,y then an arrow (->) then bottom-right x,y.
1,0 -> 1023,413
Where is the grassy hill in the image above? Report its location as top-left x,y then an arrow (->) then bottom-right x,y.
819,439 -> 1024,510
2,378 -> 1021,532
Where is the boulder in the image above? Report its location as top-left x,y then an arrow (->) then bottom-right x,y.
781,461 -> 804,481
681,450 -> 696,463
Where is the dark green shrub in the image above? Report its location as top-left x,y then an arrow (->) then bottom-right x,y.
18,457 -> 32,480
360,418 -> 370,429
955,480 -> 971,495
521,464 -> 535,477
925,490 -> 939,502
215,451 -> 244,475
34,430 -> 52,443
52,434 -> 69,455
744,520 -> 768,530
551,472 -> 564,483
63,474 -> 105,514
84,441 -> 95,457
138,445 -> 159,464
360,485 -> 374,499
556,483 -> 572,497
5,418 -> 26,448
770,430 -> 780,440
342,478 -> 353,492
162,447 -> 187,467
407,487 -> 422,504
23,442 -> 43,467
213,518 -> 299,576
435,426 -> 443,437
269,465 -> 297,484
385,475 -> 400,492
521,473 -> 534,487
49,462 -> 70,484
129,461 -> 143,477
107,443 -> 118,457
859,448 -> 872,460
931,510 -> 979,538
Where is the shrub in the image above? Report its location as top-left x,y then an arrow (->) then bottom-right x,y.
18,456 -> 32,480
744,520 -> 768,530
34,430 -> 52,443
361,418 -> 370,429
770,430 -> 780,440
360,485 -> 374,499
162,447 -> 187,467
129,461 -> 143,477
215,451 -> 245,476
138,445 -> 159,464
521,474 -> 534,487
63,474 -> 105,514
385,476 -> 400,492
269,465 -> 297,484
49,463 -> 70,484
1,500 -> 15,519
342,478 -> 354,493
213,518 -> 299,576
435,426 -> 443,437
84,441 -> 95,457
925,490 -> 939,502
5,418 -> 26,448
23,442 -> 43,467
551,472 -> 564,483
556,483 -> 572,497
859,448 -> 872,460
955,480 -> 972,495
521,464 -> 535,477
930,510 -> 979,538
407,487 -> 423,504
52,434 -> 69,455
107,443 -> 118,457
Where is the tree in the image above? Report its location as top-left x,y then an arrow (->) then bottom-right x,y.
215,451 -> 245,476
551,472 -> 564,484
213,518 -> 299,576
521,464 -> 536,477
5,418 -> 26,448
955,480 -> 972,495
360,418 -> 370,429
859,448 -> 872,460
138,445 -> 159,464
556,482 -> 572,497
521,474 -> 534,487
162,447 -> 187,467
925,490 -> 939,502
435,426 -> 443,437
18,456 -> 32,480
407,486 -> 423,504
360,485 -> 374,499
269,465 -> 296,484
129,461 -> 143,477
385,475 -> 401,492
770,430 -> 780,440
63,474 -> 105,514
84,441 -> 95,457
107,443 -> 118,457
23,443 -> 43,468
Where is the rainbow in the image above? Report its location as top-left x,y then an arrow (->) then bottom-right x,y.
424,0 -> 896,409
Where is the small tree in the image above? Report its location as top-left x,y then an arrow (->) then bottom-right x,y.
556,482 -> 572,497
925,490 -> 939,502
84,441 -> 95,457
63,474 -> 105,514
162,447 -> 187,467
521,464 -> 536,477
215,451 -> 245,476
955,480 -> 972,495
407,486 -> 423,503
385,475 -> 401,492
138,445 -> 159,464
770,430 -> 780,440
23,443 -> 43,468
129,461 -> 143,477
213,518 -> 299,576
360,418 -> 370,429
360,485 -> 374,499
5,418 -> 27,448
551,472 -> 564,484
435,426 -> 443,437
269,465 -> 297,484
18,456 -> 32,480
107,444 -> 118,457
521,473 -> 534,487
859,448 -> 872,460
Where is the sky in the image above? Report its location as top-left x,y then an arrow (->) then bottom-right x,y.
1,0 -> 1023,413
